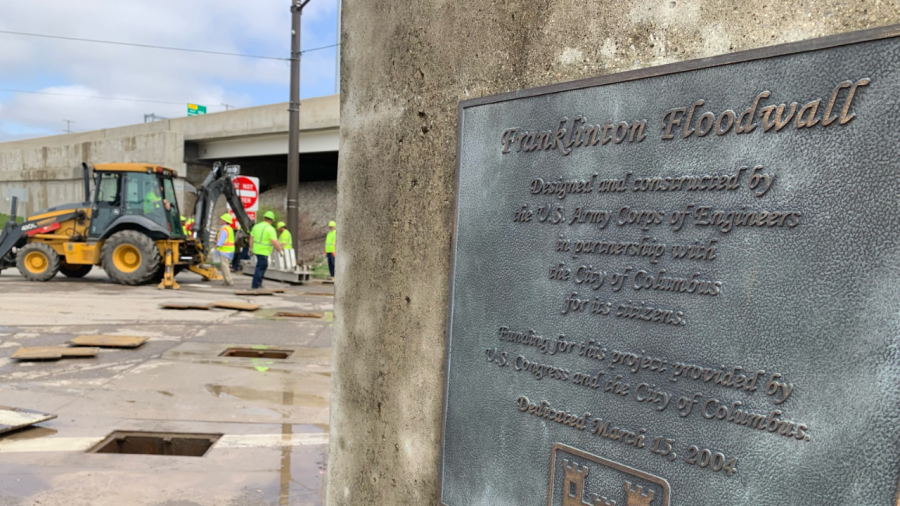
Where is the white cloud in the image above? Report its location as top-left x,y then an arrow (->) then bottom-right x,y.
0,0 -> 339,140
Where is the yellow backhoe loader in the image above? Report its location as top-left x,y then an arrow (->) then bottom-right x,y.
0,161 -> 252,289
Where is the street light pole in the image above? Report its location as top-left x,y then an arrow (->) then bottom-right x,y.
287,0 -> 309,258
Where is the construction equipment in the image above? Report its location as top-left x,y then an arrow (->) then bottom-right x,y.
0,162 -> 252,289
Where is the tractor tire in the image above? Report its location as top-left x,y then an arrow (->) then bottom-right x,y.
16,243 -> 60,282
101,231 -> 160,285
59,262 -> 93,278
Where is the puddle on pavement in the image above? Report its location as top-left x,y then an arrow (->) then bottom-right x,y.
0,464 -> 49,498
263,424 -> 328,506
164,351 -> 206,358
2,426 -> 59,441
205,385 -> 328,408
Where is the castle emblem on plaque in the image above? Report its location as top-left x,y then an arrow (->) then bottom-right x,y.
547,444 -> 671,506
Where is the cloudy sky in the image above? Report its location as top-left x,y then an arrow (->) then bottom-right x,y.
0,0 -> 340,141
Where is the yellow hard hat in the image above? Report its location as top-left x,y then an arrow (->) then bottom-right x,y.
220,213 -> 232,222
277,221 -> 285,228
264,211 -> 276,221
328,220 -> 336,228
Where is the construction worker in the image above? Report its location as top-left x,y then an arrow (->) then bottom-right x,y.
180,215 -> 188,236
249,211 -> 282,289
277,221 -> 293,252
215,213 -> 235,286
325,220 -> 336,278
143,185 -> 169,215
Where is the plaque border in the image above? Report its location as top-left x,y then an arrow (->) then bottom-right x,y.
439,23 -> 900,506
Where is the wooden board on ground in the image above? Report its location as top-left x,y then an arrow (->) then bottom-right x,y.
11,347 -> 99,361
234,290 -> 277,296
69,336 -> 148,348
0,406 -> 57,435
304,292 -> 334,297
160,303 -> 211,310
275,311 -> 324,319
211,301 -> 261,311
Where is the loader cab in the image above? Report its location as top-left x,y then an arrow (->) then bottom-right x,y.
88,164 -> 184,240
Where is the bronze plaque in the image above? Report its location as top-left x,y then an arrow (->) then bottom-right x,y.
441,26 -> 900,506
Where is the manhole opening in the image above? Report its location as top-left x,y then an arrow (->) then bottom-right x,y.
87,431 -> 222,457
220,348 -> 293,359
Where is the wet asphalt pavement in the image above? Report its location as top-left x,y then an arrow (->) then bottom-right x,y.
0,267 -> 333,506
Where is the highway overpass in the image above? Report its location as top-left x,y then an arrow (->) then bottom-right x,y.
0,94 -> 339,217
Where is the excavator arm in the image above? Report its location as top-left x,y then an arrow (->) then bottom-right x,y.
0,197 -> 22,270
191,162 -> 253,257
0,197 -> 84,270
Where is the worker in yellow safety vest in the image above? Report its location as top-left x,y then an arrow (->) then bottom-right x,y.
249,211 -> 283,289
144,187 -> 169,215
180,215 -> 188,236
325,220 -> 336,278
215,213 -> 235,286
277,221 -> 293,251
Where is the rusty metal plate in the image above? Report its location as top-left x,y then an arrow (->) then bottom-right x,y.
440,26 -> 900,506
0,406 -> 57,435
275,311 -> 323,319
69,336 -> 148,348
211,301 -> 261,311
11,347 -> 99,360
160,303 -> 211,310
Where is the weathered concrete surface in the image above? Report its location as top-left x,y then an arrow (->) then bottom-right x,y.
0,95 -> 339,216
329,2 -> 900,505
0,269 -> 335,505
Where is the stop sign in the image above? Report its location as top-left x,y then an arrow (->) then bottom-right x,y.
232,176 -> 259,212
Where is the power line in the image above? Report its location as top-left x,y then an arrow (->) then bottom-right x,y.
0,30 -> 340,59
0,30 -> 286,61
303,43 -> 340,54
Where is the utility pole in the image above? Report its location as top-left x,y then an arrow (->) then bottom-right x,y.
221,103 -> 234,111
63,119 -> 74,133
287,0 -> 309,257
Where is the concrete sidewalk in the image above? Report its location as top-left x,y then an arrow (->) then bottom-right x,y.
0,268 -> 333,506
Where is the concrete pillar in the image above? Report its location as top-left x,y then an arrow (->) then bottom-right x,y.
328,2 -> 900,505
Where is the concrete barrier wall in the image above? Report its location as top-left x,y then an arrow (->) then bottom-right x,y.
0,132 -> 184,216
328,2 -> 900,505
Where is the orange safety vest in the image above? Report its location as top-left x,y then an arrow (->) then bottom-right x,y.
217,226 -> 235,253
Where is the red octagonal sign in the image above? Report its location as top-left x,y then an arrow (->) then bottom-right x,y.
233,176 -> 259,211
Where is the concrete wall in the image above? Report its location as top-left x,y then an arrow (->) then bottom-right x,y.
0,131 -> 183,215
0,95 -> 339,216
328,2 -> 900,505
